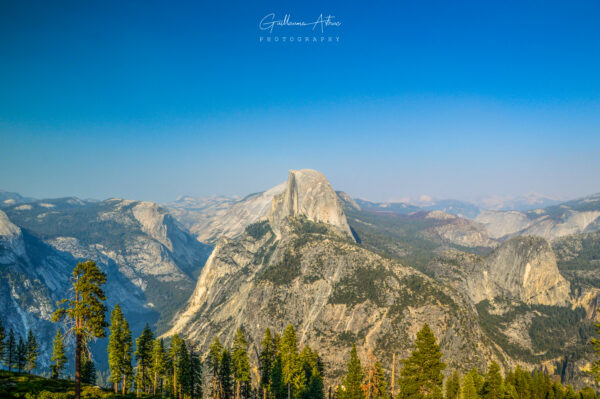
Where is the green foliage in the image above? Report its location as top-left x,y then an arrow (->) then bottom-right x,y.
460,373 -> 478,399
258,250 -> 302,286
446,370 -> 460,399
134,323 -> 154,394
219,349 -> 234,399
0,320 -> 5,364
232,329 -> 251,399
260,328 -> 276,390
329,265 -> 393,307
398,324 -> 446,399
280,325 -> 306,397
25,331 -> 38,373
51,329 -> 67,379
481,362 -> 503,399
16,337 -> 27,373
338,344 -> 364,399
245,221 -> 273,240
5,329 -> 16,371
149,339 -> 167,396
107,304 -> 133,394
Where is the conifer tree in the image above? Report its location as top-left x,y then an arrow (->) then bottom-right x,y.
108,304 -> 124,393
169,334 -> 184,398
260,328 -> 276,399
120,318 -> 134,395
80,350 -> 96,385
51,328 -> 67,379
4,328 -> 16,371
398,324 -> 446,399
189,345 -> 203,399
446,370 -> 460,399
178,340 -> 191,399
151,338 -> 167,396
16,336 -> 26,373
467,369 -> 484,397
300,345 -> 325,399
281,324 -> 305,399
25,330 -> 38,373
52,260 -> 108,399
220,349 -> 234,399
482,362 -> 503,399
271,355 -> 288,399
340,344 -> 365,399
0,320 -> 5,366
135,323 -> 154,395
232,328 -> 252,399
591,307 -> 600,384
209,336 -> 225,399
460,374 -> 478,399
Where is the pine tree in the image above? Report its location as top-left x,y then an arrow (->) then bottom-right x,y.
25,330 -> 38,373
591,307 -> 600,384
300,345 -> 325,399
482,362 -> 503,399
340,344 -> 365,399
189,345 -> 203,399
0,320 -> 5,366
260,328 -> 276,399
209,336 -> 225,399
281,324 -> 306,399
135,323 -> 154,395
151,338 -> 167,396
108,303 -> 125,393
398,324 -> 446,399
51,328 -> 67,379
52,260 -> 108,399
178,340 -> 191,399
80,350 -> 96,385
446,370 -> 460,399
271,355 -> 288,399
16,336 -> 26,373
467,369 -> 484,397
220,349 -> 234,399
460,374 -> 478,399
4,328 -> 16,371
121,318 -> 134,395
169,334 -> 184,399
232,328 -> 252,399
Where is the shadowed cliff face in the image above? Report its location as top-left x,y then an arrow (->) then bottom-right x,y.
269,169 -> 354,240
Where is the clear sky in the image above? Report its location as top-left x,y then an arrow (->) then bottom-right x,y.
1,0 -> 599,203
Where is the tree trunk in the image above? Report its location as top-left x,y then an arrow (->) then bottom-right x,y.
114,382 -> 118,394
154,371 -> 158,396
236,380 -> 240,399
264,387 -> 267,399
391,353 -> 396,398
75,332 -> 81,399
287,384 -> 290,399
123,375 -> 127,395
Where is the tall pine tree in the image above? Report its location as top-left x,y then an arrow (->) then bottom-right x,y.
209,336 -> 225,399
460,374 -> 478,399
481,362 -> 503,399
5,328 -> 16,371
339,344 -> 365,399
25,330 -> 38,373
398,324 -> 446,399
281,324 -> 305,399
232,328 -> 252,399
51,328 -> 67,379
150,338 -> 167,396
16,336 -> 26,373
219,349 -> 234,399
446,371 -> 460,399
260,328 -> 276,399
135,323 -> 154,395
52,260 -> 108,399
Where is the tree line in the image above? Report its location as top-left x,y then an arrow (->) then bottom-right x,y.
3,260 -> 600,399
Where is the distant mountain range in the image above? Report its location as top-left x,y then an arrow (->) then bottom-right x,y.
1,179 -> 600,388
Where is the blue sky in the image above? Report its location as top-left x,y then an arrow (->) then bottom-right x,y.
1,0 -> 599,203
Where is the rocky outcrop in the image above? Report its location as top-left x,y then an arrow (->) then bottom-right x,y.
269,170 -> 354,240
467,236 -> 570,306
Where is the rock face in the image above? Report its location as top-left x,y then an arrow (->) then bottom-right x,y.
166,170 -> 501,383
269,170 -> 354,240
166,184 -> 286,244
0,198 -> 212,372
467,236 -> 570,306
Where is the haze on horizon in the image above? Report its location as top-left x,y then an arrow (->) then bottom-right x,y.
1,1 -> 598,204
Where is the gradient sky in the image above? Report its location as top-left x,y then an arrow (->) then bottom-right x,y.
1,0 -> 599,203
